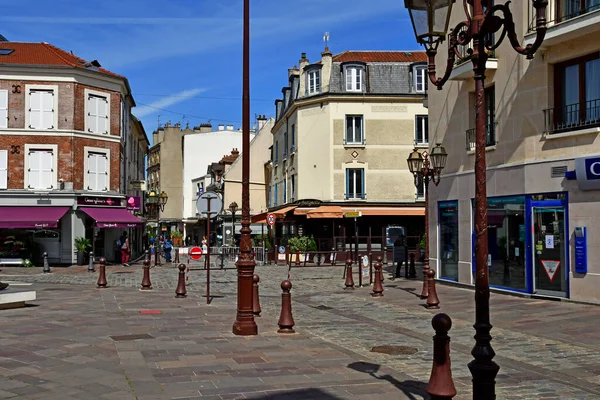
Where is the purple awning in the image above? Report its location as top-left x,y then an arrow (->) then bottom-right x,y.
80,207 -> 142,228
0,207 -> 69,228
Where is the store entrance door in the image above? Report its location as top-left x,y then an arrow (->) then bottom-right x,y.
532,206 -> 567,297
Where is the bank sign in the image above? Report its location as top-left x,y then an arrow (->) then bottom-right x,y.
575,157 -> 600,190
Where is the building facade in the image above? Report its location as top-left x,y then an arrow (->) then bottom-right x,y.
265,49 -> 429,252
427,3 -> 600,303
0,40 -> 142,265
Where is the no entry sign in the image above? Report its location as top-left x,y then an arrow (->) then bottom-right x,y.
267,213 -> 276,227
189,246 -> 203,260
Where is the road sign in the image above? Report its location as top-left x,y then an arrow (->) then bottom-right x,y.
344,211 -> 362,218
196,191 -> 223,219
267,213 -> 276,226
189,246 -> 203,260
541,260 -> 560,282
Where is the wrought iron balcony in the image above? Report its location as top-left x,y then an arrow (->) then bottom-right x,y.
528,0 -> 600,32
453,25 -> 496,67
465,123 -> 497,151
543,99 -> 600,135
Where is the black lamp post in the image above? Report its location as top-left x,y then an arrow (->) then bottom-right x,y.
403,0 -> 548,398
229,201 -> 239,246
407,144 -> 447,300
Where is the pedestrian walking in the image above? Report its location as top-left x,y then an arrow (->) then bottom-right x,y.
165,236 -> 173,262
119,231 -> 131,266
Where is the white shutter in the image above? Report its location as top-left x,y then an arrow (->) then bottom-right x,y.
87,96 -> 98,133
97,96 -> 108,134
0,90 -> 7,129
40,91 -> 54,129
29,91 -> 42,129
28,151 -> 40,189
97,153 -> 108,190
0,150 -> 7,189
346,69 -> 353,91
88,153 -> 98,190
40,151 -> 53,189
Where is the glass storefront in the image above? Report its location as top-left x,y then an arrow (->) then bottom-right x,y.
0,229 -> 60,264
439,201 -> 459,280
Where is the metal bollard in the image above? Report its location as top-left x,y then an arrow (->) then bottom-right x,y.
252,274 -> 261,316
42,252 -> 51,273
141,259 -> 152,290
426,269 -> 440,309
97,257 -> 108,288
174,247 -> 179,264
344,258 -> 355,290
377,256 -> 384,283
144,249 -> 149,263
277,280 -> 295,333
408,252 -> 417,279
88,251 -> 94,273
383,246 -> 388,265
175,263 -> 187,298
426,313 -> 457,400
372,260 -> 384,297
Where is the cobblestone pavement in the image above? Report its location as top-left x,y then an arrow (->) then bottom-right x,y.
1,262 -> 600,399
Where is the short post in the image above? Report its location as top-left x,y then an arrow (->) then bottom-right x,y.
252,274 -> 261,316
295,249 -> 301,266
426,313 -> 457,400
372,260 -> 384,297
409,252 -> 417,279
383,246 -> 388,265
174,248 -> 180,264
96,257 -> 108,288
42,252 -> 51,273
344,258 -> 355,290
426,269 -> 441,309
141,259 -> 152,290
175,263 -> 187,298
377,255 -> 384,282
144,249 -> 149,263
87,251 -> 94,273
220,249 -> 225,269
277,280 -> 295,333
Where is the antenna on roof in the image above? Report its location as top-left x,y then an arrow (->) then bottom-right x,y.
157,115 -> 161,129
323,32 -> 330,50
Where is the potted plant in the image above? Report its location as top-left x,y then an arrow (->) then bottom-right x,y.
74,237 -> 91,266
288,236 -> 318,262
171,230 -> 184,247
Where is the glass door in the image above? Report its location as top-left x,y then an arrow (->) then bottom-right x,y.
532,206 -> 567,297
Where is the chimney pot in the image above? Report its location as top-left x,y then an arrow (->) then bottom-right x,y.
218,124 -> 225,131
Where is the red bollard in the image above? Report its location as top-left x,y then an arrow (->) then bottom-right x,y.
426,313 -> 457,400
141,259 -> 152,290
277,280 -> 295,333
96,257 -> 107,288
175,263 -> 187,298
377,255 -> 384,282
344,258 -> 355,290
372,261 -> 384,297
426,269 -> 440,309
252,274 -> 262,316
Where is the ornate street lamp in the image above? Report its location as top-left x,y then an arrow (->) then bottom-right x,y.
158,191 -> 168,212
407,144 -> 446,303
404,0 -> 548,397
229,201 -> 239,246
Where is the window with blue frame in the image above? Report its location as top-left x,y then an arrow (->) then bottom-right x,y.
346,168 -> 364,199
274,183 -> 278,206
283,179 -> 287,203
439,201 -> 459,280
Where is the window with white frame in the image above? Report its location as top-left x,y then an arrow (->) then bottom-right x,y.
86,151 -> 109,191
86,91 -> 110,134
27,148 -> 54,189
346,168 -> 365,199
0,90 -> 7,129
414,66 -> 427,93
0,150 -> 7,189
307,69 -> 321,95
415,115 -> 428,145
416,178 -> 425,199
345,115 -> 364,145
345,66 -> 363,92
28,89 -> 55,129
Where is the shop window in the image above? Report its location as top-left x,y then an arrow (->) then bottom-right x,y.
439,201 -> 459,280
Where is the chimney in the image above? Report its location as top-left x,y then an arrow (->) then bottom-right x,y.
195,123 -> 212,133
321,47 -> 333,93
257,114 -> 267,131
298,52 -> 309,98
288,65 -> 300,78
226,125 -> 234,131
218,124 -> 225,131
231,148 -> 240,156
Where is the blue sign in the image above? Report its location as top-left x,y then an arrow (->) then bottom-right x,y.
585,158 -> 600,180
575,157 -> 600,190
574,227 -> 587,274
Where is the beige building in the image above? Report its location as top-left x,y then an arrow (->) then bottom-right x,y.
267,49 -> 428,251
427,3 -> 600,302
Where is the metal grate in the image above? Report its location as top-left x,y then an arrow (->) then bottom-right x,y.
551,166 -> 568,178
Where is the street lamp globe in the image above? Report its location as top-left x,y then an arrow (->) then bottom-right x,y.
404,0 -> 454,46
148,190 -> 158,204
429,143 -> 448,171
407,148 -> 424,174
159,191 -> 168,206
229,201 -> 239,214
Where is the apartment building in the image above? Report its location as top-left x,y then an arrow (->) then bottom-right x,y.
427,2 -> 600,302
264,48 -> 428,251
0,40 -> 141,264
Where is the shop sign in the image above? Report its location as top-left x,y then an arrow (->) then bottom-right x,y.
575,156 -> 600,190
97,222 -> 139,228
126,196 -> 141,211
77,196 -> 124,207
129,180 -> 146,191
344,211 -> 362,218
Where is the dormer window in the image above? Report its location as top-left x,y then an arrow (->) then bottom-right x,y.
414,65 -> 427,93
344,65 -> 364,92
307,69 -> 321,95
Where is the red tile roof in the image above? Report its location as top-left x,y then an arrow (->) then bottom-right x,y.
332,51 -> 427,63
0,42 -> 124,79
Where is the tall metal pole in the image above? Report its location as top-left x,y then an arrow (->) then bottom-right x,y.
206,199 -> 211,305
231,210 -> 235,246
233,0 -> 258,335
420,175 -> 430,299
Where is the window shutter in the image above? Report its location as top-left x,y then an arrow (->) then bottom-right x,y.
97,97 -> 108,134
360,169 -> 365,198
356,69 -> 362,91
29,91 -> 42,129
28,151 -> 41,189
87,96 -> 98,133
345,169 -> 350,199
0,90 -> 7,129
0,150 -> 7,189
88,153 -> 98,190
40,91 -> 54,129
97,153 -> 108,191
40,151 -> 53,188
346,69 -> 353,91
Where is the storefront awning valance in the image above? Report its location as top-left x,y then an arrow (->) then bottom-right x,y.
250,206 -> 297,224
306,206 -> 345,219
344,208 -> 425,216
80,207 -> 142,228
0,206 -> 69,228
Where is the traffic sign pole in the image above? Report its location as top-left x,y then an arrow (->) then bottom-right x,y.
206,199 -> 212,305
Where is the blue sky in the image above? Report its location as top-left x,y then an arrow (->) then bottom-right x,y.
0,0 -> 421,141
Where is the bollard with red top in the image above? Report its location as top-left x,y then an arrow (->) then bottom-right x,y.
277,280 -> 295,333
175,263 -> 187,298
141,259 -> 152,290
96,257 -> 107,288
426,313 -> 457,400
372,260 -> 384,297
426,269 -> 441,309
252,274 -> 261,316
344,258 -> 355,290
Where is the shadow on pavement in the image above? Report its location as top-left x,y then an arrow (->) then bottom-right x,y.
348,361 -> 429,400
245,388 -> 342,399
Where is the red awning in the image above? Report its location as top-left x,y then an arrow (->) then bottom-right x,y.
0,206 -> 70,228
80,207 -> 142,228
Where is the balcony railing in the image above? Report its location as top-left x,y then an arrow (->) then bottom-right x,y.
453,25 -> 496,66
528,0 -> 600,32
543,99 -> 600,135
465,123 -> 497,151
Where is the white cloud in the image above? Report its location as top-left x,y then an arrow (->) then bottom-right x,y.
133,88 -> 205,118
